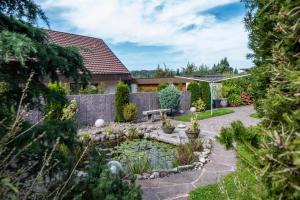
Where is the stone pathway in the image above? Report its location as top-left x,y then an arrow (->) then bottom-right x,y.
137,105 -> 260,200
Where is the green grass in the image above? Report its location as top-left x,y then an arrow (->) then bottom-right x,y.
189,144 -> 266,200
175,108 -> 234,122
250,112 -> 260,119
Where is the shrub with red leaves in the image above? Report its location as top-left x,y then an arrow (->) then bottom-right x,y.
240,92 -> 252,105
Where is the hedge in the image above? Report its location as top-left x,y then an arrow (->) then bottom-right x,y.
115,81 -> 130,122
187,81 -> 201,104
199,81 -> 211,110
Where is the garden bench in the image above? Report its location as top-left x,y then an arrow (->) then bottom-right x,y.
142,109 -> 170,122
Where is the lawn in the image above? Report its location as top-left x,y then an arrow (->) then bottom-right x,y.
175,108 -> 234,122
189,144 -> 266,200
250,112 -> 260,119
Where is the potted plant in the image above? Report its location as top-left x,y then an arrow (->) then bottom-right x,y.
212,84 -> 222,108
186,114 -> 200,140
161,112 -> 175,134
220,85 -> 229,107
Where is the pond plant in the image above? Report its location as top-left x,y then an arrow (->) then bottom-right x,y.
175,139 -> 203,165
126,127 -> 140,140
113,139 -> 176,173
126,154 -> 152,174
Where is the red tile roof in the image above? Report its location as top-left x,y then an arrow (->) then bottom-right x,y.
46,30 -> 130,75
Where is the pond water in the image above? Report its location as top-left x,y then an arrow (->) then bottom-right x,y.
99,139 -> 177,172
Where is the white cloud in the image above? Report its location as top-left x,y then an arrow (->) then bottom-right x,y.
40,0 -> 252,68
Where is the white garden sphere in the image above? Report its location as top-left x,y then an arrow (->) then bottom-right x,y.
107,160 -> 123,174
95,119 -> 105,128
190,107 -> 197,113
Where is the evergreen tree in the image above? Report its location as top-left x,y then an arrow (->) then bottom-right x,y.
154,63 -> 173,77
243,0 -> 300,198
234,68 -> 239,74
212,57 -> 233,74
176,68 -> 180,76
0,1 -> 90,112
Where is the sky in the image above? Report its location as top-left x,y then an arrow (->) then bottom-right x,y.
37,0 -> 252,71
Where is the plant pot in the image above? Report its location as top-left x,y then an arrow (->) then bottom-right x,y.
162,126 -> 175,134
213,99 -> 222,108
220,98 -> 228,107
185,129 -> 199,140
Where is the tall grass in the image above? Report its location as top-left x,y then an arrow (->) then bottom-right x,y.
126,154 -> 152,174
176,139 -> 203,165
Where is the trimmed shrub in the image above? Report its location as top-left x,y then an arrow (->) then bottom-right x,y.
115,81 -> 130,122
45,82 -> 67,120
79,83 -> 98,94
97,82 -> 107,94
199,82 -> 211,109
192,98 -> 206,112
223,76 -> 253,96
228,94 -> 242,107
187,81 -> 201,104
47,82 -> 67,96
61,100 -> 78,120
157,83 -> 168,92
123,103 -> 138,122
159,85 -> 180,114
240,92 -> 253,105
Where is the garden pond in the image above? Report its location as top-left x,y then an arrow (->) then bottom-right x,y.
98,139 -> 177,173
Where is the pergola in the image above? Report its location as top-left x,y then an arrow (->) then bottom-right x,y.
175,74 -> 251,115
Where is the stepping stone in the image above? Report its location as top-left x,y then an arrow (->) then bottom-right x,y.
177,124 -> 186,129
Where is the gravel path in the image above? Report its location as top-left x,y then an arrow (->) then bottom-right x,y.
137,105 -> 260,200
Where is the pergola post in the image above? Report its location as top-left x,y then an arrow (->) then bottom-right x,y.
210,81 -> 213,116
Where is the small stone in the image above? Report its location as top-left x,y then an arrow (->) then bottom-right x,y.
94,136 -> 101,142
143,173 -> 151,178
135,174 -> 143,180
77,171 -> 88,177
179,110 -> 184,114
178,165 -> 194,171
159,171 -> 168,178
204,148 -> 211,154
199,157 -> 206,163
151,172 -> 159,179
193,151 -> 201,156
168,167 -> 178,173
192,162 -> 201,166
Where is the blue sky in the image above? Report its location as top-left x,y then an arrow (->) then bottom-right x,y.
38,0 -> 251,71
